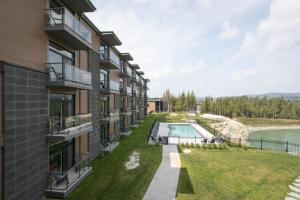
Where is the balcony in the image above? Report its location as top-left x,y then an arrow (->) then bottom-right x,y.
120,64 -> 130,78
120,127 -> 132,136
47,114 -> 93,141
46,159 -> 92,198
100,80 -> 120,94
48,63 -> 92,90
45,8 -> 92,49
102,136 -> 120,153
99,48 -> 120,69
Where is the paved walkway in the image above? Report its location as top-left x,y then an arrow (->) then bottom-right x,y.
143,145 -> 181,200
286,176 -> 300,200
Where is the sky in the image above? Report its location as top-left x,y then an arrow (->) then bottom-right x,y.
87,0 -> 300,98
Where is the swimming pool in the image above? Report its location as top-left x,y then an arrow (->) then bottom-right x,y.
168,124 -> 202,137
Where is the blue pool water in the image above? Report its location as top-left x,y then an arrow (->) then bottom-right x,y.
168,124 -> 201,137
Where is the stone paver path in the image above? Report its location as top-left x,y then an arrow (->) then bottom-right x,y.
285,176 -> 300,200
143,145 -> 181,200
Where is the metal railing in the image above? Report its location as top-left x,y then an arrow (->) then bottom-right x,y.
226,137 -> 300,155
45,7 -> 91,43
48,63 -> 92,86
99,48 -> 120,68
49,113 -> 92,135
47,159 -> 91,191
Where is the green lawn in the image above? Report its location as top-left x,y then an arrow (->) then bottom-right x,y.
66,113 -> 166,200
237,117 -> 300,127
177,147 -> 300,200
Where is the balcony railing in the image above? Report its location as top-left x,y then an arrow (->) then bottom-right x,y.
100,108 -> 120,122
100,48 -> 120,69
48,63 -> 92,90
110,80 -> 120,91
45,8 -> 92,48
48,113 -> 92,140
46,159 -> 91,197
127,87 -> 132,95
102,136 -> 120,153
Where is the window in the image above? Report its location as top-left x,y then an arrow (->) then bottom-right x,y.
49,139 -> 75,172
49,93 -> 75,131
100,97 -> 109,117
100,69 -> 109,89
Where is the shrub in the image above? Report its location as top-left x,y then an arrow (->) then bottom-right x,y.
185,142 -> 190,147
196,144 -> 201,148
191,143 -> 195,148
242,144 -> 248,150
207,144 -> 213,149
202,144 -> 208,149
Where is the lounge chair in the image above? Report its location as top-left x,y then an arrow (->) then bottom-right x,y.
211,139 -> 215,144
202,138 -> 208,144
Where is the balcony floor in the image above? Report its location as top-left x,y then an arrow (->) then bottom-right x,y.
45,166 -> 92,198
102,142 -> 120,153
120,130 -> 132,136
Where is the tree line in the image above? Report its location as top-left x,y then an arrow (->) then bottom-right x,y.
201,96 -> 300,119
162,89 -> 197,112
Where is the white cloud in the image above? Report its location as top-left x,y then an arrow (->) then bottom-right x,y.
220,21 -> 239,39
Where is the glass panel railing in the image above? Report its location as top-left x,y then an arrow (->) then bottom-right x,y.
49,113 -> 92,135
110,80 -> 119,91
48,63 -> 92,85
127,87 -> 132,94
109,48 -> 120,68
127,67 -> 132,77
45,8 -> 91,44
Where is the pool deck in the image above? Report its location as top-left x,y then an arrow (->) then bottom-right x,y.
143,145 -> 181,200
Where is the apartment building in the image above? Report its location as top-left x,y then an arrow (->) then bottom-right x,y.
147,98 -> 165,113
0,0 -> 148,199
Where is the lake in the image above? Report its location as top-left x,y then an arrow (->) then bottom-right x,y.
248,129 -> 300,153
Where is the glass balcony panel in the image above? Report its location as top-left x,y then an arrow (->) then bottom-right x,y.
127,87 -> 132,94
109,48 -> 120,68
127,67 -> 132,77
49,63 -> 91,86
110,80 -> 119,91
49,113 -> 92,136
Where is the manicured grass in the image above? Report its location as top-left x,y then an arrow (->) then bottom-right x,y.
238,117 -> 300,127
66,113 -> 166,200
177,147 -> 300,200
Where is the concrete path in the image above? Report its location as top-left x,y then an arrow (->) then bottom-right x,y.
285,176 -> 300,200
143,145 -> 181,200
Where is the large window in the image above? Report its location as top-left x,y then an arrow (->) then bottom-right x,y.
49,93 -> 75,131
49,140 -> 75,172
100,69 -> 109,90
100,97 -> 109,117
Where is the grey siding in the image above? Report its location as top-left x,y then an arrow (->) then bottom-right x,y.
3,64 -> 48,200
88,50 -> 100,158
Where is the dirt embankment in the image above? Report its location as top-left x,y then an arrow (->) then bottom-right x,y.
201,114 -> 300,139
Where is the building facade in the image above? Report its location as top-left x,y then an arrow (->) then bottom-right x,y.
0,0 -> 149,199
147,98 -> 164,113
